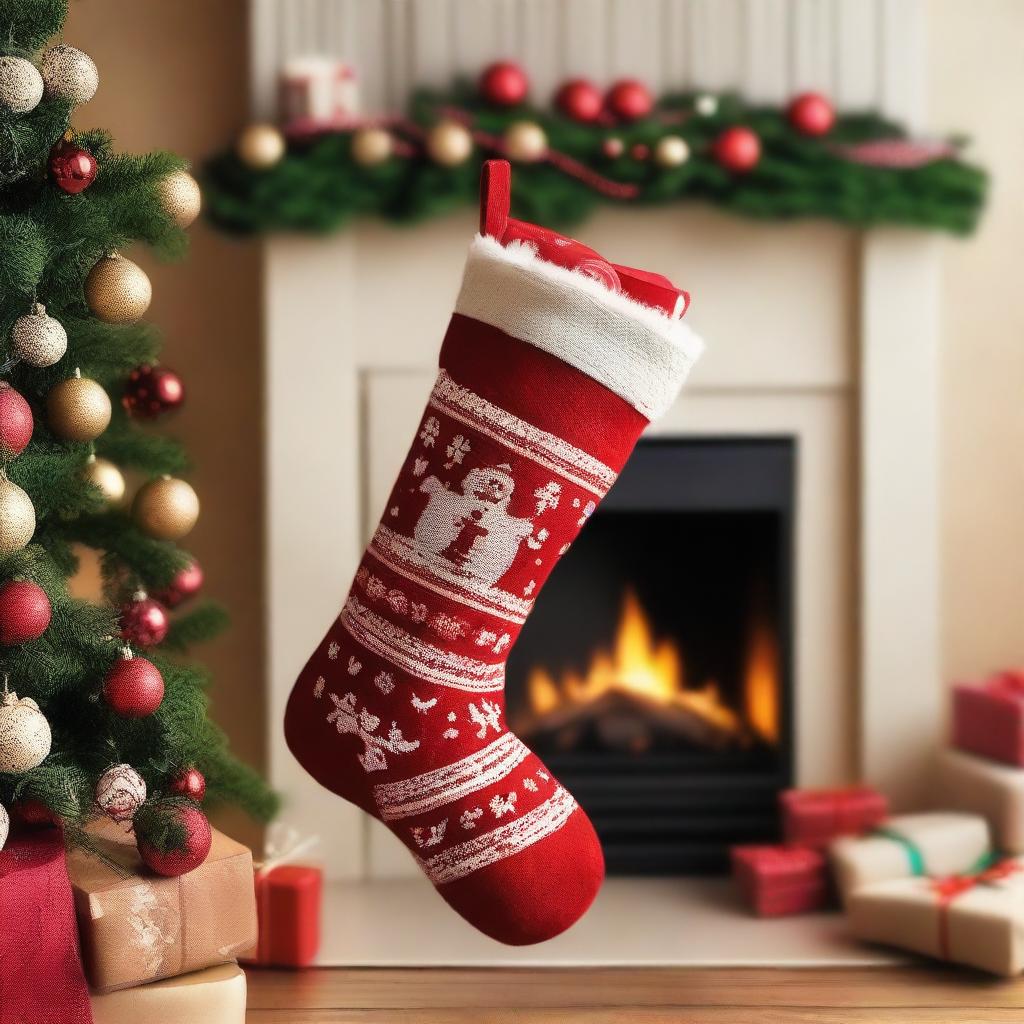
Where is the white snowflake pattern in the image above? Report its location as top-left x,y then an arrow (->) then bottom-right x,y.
489,791 -> 518,818
327,641 -> 340,661
326,692 -> 420,773
522,777 -> 538,793
572,498 -> 581,508
419,416 -> 440,447
374,671 -> 395,694
386,589 -> 409,615
347,656 -> 362,676
390,506 -> 399,517
577,499 -> 596,527
431,612 -> 467,641
313,676 -> 325,699
524,580 -> 536,596
536,769 -> 550,781
411,818 -> 447,849
533,481 -> 561,515
409,602 -> 428,623
492,633 -> 511,654
468,699 -> 502,739
475,629 -> 498,647
526,527 -> 550,551
460,808 -> 484,830
411,694 -> 437,714
365,575 -> 387,601
444,434 -> 471,469
443,727 -> 459,739
413,457 -> 429,477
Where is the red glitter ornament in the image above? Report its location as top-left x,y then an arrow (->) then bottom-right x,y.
137,804 -> 212,877
13,798 -> 59,827
48,139 -> 98,194
103,654 -> 164,717
787,92 -> 836,137
0,580 -> 52,646
169,766 -> 206,803
119,595 -> 169,648
479,61 -> 529,107
123,364 -> 185,419
0,384 -> 33,459
555,78 -> 603,123
605,79 -> 653,122
713,126 -> 762,172
153,558 -> 203,608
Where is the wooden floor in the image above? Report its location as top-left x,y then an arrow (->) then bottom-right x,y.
245,966 -> 1024,1023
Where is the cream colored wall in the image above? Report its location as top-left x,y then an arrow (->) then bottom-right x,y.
928,0 -> 1024,683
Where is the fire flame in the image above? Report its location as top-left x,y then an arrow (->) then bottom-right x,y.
523,588 -> 779,746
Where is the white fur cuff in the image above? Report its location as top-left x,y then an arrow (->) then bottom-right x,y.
454,234 -> 704,420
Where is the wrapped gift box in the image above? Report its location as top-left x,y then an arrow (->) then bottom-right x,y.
67,819 -> 257,993
731,844 -> 830,917
939,748 -> 1024,853
953,669 -> 1024,766
91,962 -> 246,1024
830,811 -> 991,906
779,786 -> 889,848
848,857 -> 1024,976
244,863 -> 322,967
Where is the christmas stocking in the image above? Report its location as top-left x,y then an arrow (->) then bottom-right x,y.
284,161 -> 703,945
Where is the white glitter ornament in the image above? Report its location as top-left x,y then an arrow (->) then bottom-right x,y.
40,44 -> 98,105
0,56 -> 44,113
95,763 -> 147,822
10,303 -> 68,368
0,803 -> 8,851
0,691 -> 51,774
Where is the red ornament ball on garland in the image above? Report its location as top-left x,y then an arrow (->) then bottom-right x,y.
137,804 -> 212,877
119,595 -> 169,648
555,78 -> 603,123
479,61 -> 529,107
153,558 -> 203,608
713,126 -> 762,172
103,654 -> 164,717
605,79 -> 653,122
0,580 -> 52,646
0,384 -> 33,460
48,139 -> 98,194
169,766 -> 206,804
787,92 -> 835,137
123,364 -> 185,419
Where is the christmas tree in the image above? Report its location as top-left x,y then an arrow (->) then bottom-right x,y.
0,0 -> 275,872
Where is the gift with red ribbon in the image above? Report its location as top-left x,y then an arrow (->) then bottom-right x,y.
731,844 -> 830,917
849,855 -> 1024,975
779,786 -> 889,848
0,829 -> 94,1024
953,668 -> 1024,766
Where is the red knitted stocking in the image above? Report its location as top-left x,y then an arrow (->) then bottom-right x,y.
284,162 -> 703,945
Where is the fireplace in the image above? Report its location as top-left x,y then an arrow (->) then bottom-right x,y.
506,438 -> 795,875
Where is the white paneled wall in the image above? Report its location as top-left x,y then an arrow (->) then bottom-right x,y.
250,0 -> 925,127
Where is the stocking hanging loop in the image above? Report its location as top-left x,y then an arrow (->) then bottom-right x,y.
479,159 -> 511,239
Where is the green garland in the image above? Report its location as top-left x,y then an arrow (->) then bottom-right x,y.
203,87 -> 987,237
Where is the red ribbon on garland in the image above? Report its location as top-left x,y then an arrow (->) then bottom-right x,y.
930,858 -> 1021,961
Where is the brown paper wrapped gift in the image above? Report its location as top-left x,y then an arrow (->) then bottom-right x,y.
939,748 -> 1024,853
830,811 -> 991,906
91,961 -> 246,1024
848,856 -> 1024,976
67,819 -> 257,993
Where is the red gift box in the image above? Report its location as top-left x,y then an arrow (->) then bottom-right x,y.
953,669 -> 1024,766
779,786 -> 889,848
731,844 -> 830,917
244,864 -> 322,968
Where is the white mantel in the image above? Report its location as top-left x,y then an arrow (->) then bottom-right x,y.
253,0 -> 942,923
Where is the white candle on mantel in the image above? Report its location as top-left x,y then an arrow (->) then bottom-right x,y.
279,55 -> 359,130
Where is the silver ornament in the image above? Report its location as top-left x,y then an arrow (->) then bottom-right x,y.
0,803 -> 8,852
0,691 -> 51,774
95,763 -> 147,822
10,303 -> 68,368
40,44 -> 98,105
0,56 -> 44,113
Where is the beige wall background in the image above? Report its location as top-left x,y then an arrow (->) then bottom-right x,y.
58,0 -> 1021,843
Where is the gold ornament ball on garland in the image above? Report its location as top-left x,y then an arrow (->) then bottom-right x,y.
236,123 -> 285,169
503,120 -> 548,162
133,476 -> 200,540
654,135 -> 690,168
40,44 -> 99,105
0,56 -> 44,113
47,375 -> 112,442
82,455 -> 126,507
10,303 -> 67,368
0,478 -> 35,555
0,692 -> 51,775
426,120 -> 473,167
351,127 -> 394,167
157,169 -> 202,229
85,253 -> 152,325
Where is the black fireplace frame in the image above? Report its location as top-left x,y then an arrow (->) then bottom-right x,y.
508,436 -> 797,875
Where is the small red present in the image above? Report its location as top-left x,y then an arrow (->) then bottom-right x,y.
953,669 -> 1024,766
779,786 -> 889,847
731,844 -> 830,917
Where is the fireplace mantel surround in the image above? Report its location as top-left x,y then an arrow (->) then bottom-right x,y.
252,0 -> 940,961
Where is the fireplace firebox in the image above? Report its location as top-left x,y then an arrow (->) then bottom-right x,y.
506,438 -> 795,875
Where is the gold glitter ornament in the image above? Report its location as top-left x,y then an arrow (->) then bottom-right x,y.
426,120 -> 473,167
503,121 -> 548,162
47,374 -> 111,442
653,135 -> 690,168
133,476 -> 200,540
0,477 -> 35,554
157,169 -> 202,229
84,253 -> 152,324
351,127 -> 393,167
0,56 -> 44,113
40,44 -> 98,105
82,455 -> 126,507
10,303 -> 67,368
0,691 -> 51,774
236,123 -> 285,169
